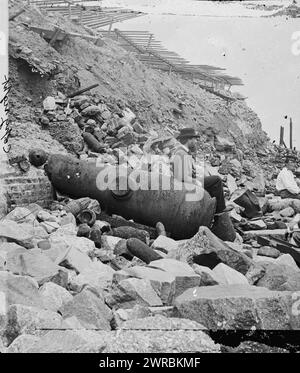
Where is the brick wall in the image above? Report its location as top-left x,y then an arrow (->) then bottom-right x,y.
0,157 -> 54,211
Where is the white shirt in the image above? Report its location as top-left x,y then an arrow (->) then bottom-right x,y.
276,167 -> 300,194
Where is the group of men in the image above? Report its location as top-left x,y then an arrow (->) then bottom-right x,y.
148,127 -> 232,216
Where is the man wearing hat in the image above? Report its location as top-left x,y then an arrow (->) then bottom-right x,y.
172,128 -> 231,214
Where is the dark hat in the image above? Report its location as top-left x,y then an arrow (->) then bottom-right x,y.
176,128 -> 200,140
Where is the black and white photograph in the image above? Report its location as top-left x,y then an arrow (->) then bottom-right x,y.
0,0 -> 300,358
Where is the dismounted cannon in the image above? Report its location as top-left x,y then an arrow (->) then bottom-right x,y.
44,153 -> 216,239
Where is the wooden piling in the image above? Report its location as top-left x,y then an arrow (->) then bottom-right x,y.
280,125 -> 284,146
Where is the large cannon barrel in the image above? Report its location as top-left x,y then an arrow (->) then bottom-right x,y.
45,154 -> 216,239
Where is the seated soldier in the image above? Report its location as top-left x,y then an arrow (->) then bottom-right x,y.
172,128 -> 232,215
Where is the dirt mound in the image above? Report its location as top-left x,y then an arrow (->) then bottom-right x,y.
8,0 -> 271,165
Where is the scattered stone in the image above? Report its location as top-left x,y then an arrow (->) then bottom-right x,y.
69,261 -> 114,293
120,314 -> 207,330
275,254 -> 300,271
60,213 -> 77,226
37,210 -> 56,222
101,330 -> 220,353
81,105 -> 101,116
0,220 -> 34,249
212,263 -> 249,285
106,278 -> 163,309
39,282 -> 73,312
4,304 -> 63,344
60,289 -> 112,330
175,285 -> 294,330
257,246 -> 280,259
37,240 -> 51,250
192,264 -> 220,286
222,341 -> 289,353
152,235 -> 178,255
280,207 -> 295,217
43,96 -> 56,111
6,334 -> 41,353
123,266 -> 176,305
61,247 -> 94,273
247,220 -> 267,230
26,330 -> 107,353
245,263 -> 266,285
291,200 -> 300,213
175,226 -> 252,275
149,258 -> 201,297
6,250 -> 60,285
256,264 -> 300,291
40,221 -> 60,234
4,207 -> 34,224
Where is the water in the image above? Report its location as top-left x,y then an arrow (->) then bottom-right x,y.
99,0 -> 300,148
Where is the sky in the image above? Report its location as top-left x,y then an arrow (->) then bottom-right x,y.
99,0 -> 300,148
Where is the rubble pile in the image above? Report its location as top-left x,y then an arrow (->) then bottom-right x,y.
1,183 -> 300,353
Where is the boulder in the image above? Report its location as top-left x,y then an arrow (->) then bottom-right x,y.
256,264 -> 300,291
61,247 -> 94,273
60,213 -> 77,227
192,264 -> 220,286
280,207 -> 295,217
275,254 -> 300,271
43,96 -> 56,111
106,278 -> 163,309
0,272 -> 45,309
26,330 -> 107,353
247,220 -> 267,230
123,266 -> 176,305
112,305 -> 152,328
245,263 -> 266,285
4,207 -> 34,224
257,246 -> 280,259
37,210 -> 57,222
81,105 -> 102,116
152,235 -> 179,255
101,330 -> 220,353
69,261 -> 115,293
7,334 -> 40,353
291,200 -> 300,213
0,220 -> 34,248
212,263 -> 249,285
40,221 -> 60,234
120,314 -> 206,330
59,289 -> 112,330
4,304 -> 63,344
6,250 -> 60,285
268,199 -> 293,212
39,282 -> 73,312
149,259 -> 201,297
175,285 -> 294,330
214,136 -> 234,152
175,226 -> 252,275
